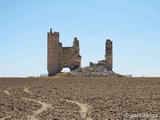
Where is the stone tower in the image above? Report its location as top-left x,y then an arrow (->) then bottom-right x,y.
105,39 -> 112,70
47,28 -> 81,76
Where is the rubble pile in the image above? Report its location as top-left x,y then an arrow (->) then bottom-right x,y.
69,62 -> 121,77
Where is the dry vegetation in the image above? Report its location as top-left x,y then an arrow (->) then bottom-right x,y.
0,77 -> 160,120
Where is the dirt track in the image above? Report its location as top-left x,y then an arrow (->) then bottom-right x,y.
0,77 -> 160,120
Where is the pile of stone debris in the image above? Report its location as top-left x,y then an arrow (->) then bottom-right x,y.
68,62 -> 121,77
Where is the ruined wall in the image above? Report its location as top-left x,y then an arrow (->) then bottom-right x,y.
63,37 -> 81,70
47,28 -> 81,76
105,39 -> 112,70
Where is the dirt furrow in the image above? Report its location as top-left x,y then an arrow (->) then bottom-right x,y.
64,99 -> 92,120
23,88 -> 52,120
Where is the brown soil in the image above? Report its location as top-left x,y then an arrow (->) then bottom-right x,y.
0,77 -> 160,120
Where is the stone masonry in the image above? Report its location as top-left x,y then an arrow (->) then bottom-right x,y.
47,28 -> 81,76
105,39 -> 112,70
96,39 -> 113,71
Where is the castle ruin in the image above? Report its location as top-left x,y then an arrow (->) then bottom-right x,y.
47,28 -> 113,76
47,28 -> 81,76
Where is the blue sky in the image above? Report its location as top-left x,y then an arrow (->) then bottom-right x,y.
0,0 -> 160,77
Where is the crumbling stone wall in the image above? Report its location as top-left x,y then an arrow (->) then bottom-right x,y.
47,28 -> 81,76
69,39 -> 116,77
105,39 -> 112,70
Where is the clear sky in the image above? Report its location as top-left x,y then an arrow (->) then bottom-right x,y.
0,0 -> 160,77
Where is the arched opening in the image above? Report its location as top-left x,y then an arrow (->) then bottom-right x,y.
61,68 -> 70,73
